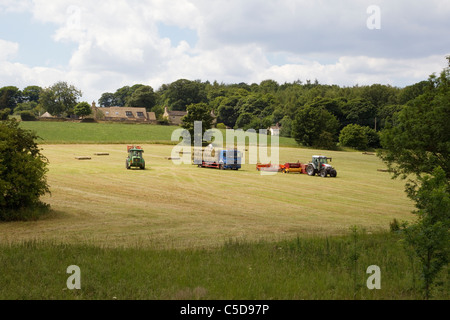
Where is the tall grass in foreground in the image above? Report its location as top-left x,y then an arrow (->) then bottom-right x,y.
0,231 -> 447,300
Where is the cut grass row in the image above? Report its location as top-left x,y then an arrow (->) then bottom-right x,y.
0,144 -> 415,249
0,232 -> 447,300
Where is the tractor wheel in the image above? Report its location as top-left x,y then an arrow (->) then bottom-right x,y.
126,160 -> 130,170
320,169 -> 327,178
330,170 -> 337,178
306,165 -> 315,176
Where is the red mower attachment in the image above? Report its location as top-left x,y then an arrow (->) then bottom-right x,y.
256,163 -> 285,172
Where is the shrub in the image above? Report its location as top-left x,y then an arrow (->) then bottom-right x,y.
19,110 -> 37,121
339,124 -> 368,150
315,131 -> 338,150
80,118 -> 97,123
0,108 -> 11,120
74,102 -> 93,118
0,119 -> 50,221
390,219 -> 401,232
157,117 -> 170,126
363,126 -> 381,149
291,106 -> 339,147
279,116 -> 292,138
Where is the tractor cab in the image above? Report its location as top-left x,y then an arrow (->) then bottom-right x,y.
126,145 -> 146,170
307,156 -> 337,177
313,156 -> 331,168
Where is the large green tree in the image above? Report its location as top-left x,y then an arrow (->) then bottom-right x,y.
361,84 -> 398,110
39,82 -> 82,116
279,115 -> 293,137
162,79 -> 207,111
98,92 -> 118,107
258,79 -> 279,94
21,86 -> 42,103
104,84 -> 146,107
403,167 -> 449,299
339,124 -> 368,150
217,103 -> 239,128
0,86 -> 21,111
181,103 -> 214,145
74,102 -> 93,118
238,93 -> 276,118
234,112 -> 254,130
215,89 -> 249,128
397,81 -> 429,105
308,97 -> 346,128
379,63 -> 450,299
291,106 -> 340,148
127,85 -> 157,110
379,69 -> 450,181
0,119 -> 50,221
341,98 -> 377,128
113,86 -> 132,107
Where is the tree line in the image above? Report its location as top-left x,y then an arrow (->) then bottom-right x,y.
0,74 -> 436,150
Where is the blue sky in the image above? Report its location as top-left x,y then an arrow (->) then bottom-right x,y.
0,0 -> 449,103
0,11 -> 76,67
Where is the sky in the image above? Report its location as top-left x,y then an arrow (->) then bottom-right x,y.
0,0 -> 449,103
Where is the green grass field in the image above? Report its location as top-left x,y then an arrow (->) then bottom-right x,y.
19,121 -> 299,147
0,143 -> 414,248
1,121 -> 443,300
2,232 -> 447,300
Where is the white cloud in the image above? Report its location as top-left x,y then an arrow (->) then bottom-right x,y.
259,55 -> 447,87
0,0 -> 449,102
0,39 -> 19,60
0,0 -> 31,13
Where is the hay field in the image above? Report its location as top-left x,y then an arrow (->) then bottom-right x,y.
0,144 -> 415,249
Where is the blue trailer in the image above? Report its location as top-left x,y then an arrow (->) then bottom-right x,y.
198,149 -> 242,170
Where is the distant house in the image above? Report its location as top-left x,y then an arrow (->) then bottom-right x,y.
163,106 -> 217,126
163,107 -> 188,126
40,112 -> 54,119
211,110 -> 217,126
92,103 -> 156,124
268,123 -> 281,136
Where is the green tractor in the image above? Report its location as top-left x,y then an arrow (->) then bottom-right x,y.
306,156 -> 337,178
126,145 -> 146,170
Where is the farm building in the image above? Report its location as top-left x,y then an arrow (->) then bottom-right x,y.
40,112 -> 54,119
163,106 -> 217,126
92,103 -> 157,123
268,124 -> 281,136
163,107 -> 188,125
